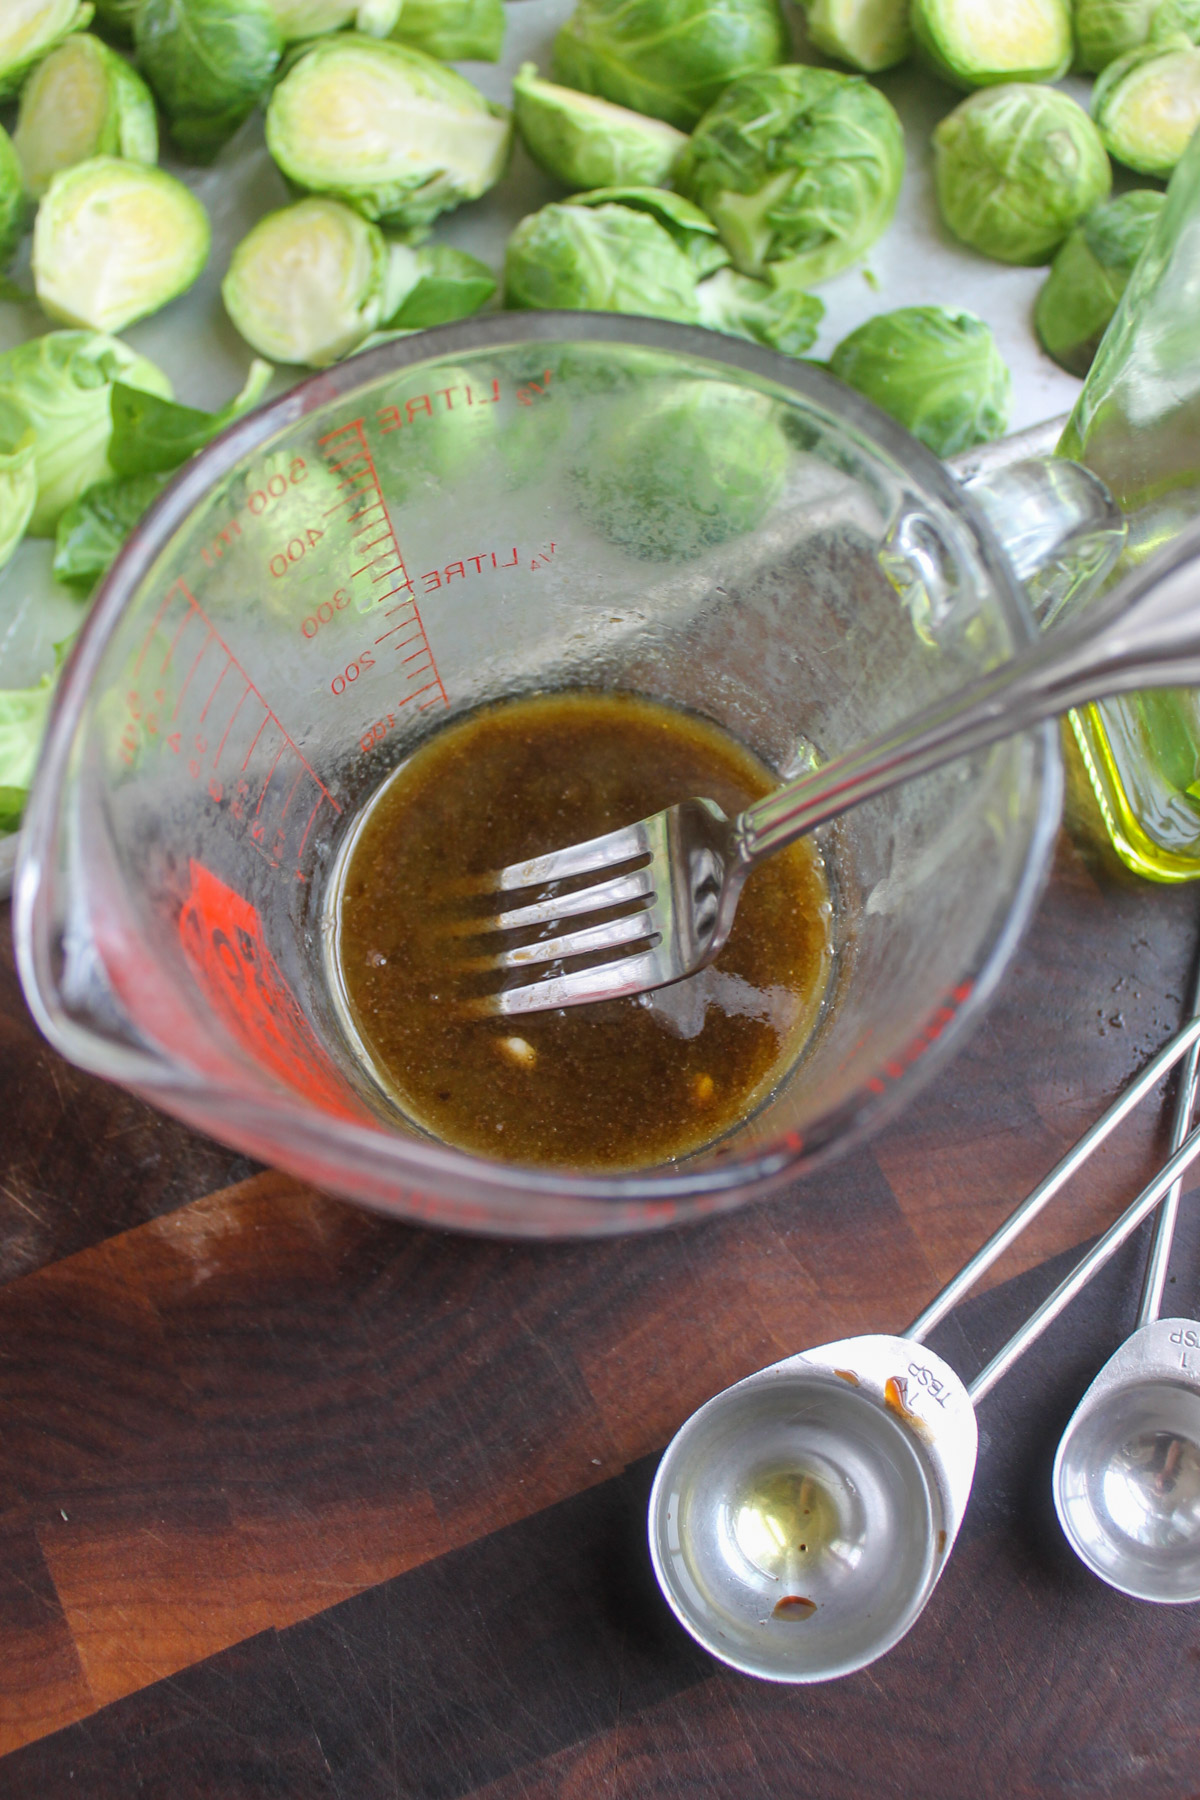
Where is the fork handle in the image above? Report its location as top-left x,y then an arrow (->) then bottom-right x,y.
737,513 -> 1200,866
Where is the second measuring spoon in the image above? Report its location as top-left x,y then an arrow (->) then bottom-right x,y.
649,1017 -> 1200,1683
1054,960 -> 1200,1603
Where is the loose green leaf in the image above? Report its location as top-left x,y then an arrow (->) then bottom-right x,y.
382,244 -> 496,328
0,393 -> 38,571
512,63 -> 686,191
53,470 -> 167,592
0,126 -> 25,271
109,358 -> 273,475
1035,189 -> 1165,374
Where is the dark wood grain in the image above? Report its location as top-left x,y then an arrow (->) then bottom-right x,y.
2,793 -> 1200,1794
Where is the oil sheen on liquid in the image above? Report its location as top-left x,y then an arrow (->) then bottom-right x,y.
329,691 -> 833,1171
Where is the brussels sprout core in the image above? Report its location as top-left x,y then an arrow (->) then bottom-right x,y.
223,198 -> 388,367
1092,35 -> 1200,175
0,0 -> 93,97
551,0 -> 789,131
512,64 -> 687,190
912,0 -> 1072,86
934,84 -> 1112,264
678,65 -> 904,287
14,33 -> 157,198
801,0 -> 911,72
266,36 -> 511,232
830,306 -> 1011,456
1035,189 -> 1165,374
33,158 -> 211,335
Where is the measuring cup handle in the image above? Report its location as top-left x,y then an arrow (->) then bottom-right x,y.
960,454 -> 1127,629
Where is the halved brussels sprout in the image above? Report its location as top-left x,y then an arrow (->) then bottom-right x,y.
799,0 -> 911,72
1092,34 -> 1200,175
695,267 -> 824,355
505,200 -> 701,320
266,36 -> 511,233
829,305 -> 1011,455
223,198 -> 388,367
268,0 -> 402,39
0,127 -> 24,270
135,0 -> 283,161
382,243 -> 496,328
390,0 -> 504,62
0,1 -> 93,97
935,85 -> 1112,264
0,330 -> 173,535
911,0 -> 1072,86
0,395 -> 38,571
573,382 -> 789,561
677,65 -> 905,287
512,63 -> 687,190
1035,188 -> 1165,374
1075,0 -> 1159,69
14,33 -> 157,199
551,0 -> 789,132
33,158 -> 211,334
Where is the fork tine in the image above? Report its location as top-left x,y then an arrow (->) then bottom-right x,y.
457,868 -> 655,937
463,907 -> 658,974
480,948 -> 669,1016
493,816 -> 656,892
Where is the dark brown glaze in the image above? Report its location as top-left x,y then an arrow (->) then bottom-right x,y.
335,692 -> 831,1170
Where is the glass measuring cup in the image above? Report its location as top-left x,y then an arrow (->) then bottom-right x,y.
15,314 -> 1075,1236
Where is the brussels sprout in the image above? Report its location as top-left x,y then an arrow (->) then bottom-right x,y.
0,128 -> 24,271
799,0 -> 911,72
109,358 -> 273,475
33,158 -> 211,334
0,667 -> 58,833
1075,0 -> 1159,69
0,395 -> 38,572
0,330 -> 173,535
911,0 -> 1072,87
382,243 -> 496,328
266,36 -> 511,233
13,34 -> 157,200
53,470 -> 166,591
572,186 -> 728,275
389,0 -> 504,62
573,381 -> 788,561
0,1 -> 93,97
505,200 -> 701,320
695,267 -> 824,355
268,0 -> 402,40
551,0 -> 789,132
1092,34 -> 1200,175
92,0 -> 141,38
135,0 -> 283,161
934,85 -> 1112,265
677,66 -> 905,288
1035,188 -> 1165,374
223,198 -> 387,367
1152,0 -> 1200,41
829,306 -> 1011,455
512,63 -> 687,190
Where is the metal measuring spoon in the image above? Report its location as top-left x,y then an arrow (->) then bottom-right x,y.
1053,959 -> 1200,1604
649,1020 -> 1200,1683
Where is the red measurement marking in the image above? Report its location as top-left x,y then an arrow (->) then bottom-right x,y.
318,417 -> 448,713
179,860 -> 364,1119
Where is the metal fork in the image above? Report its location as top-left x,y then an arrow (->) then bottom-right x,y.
466,518 -> 1200,1017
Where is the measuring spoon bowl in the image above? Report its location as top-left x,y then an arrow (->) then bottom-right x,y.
648,1333 -> 976,1682
1053,1318 -> 1200,1603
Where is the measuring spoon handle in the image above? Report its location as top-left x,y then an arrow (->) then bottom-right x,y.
968,1121 -> 1200,1403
